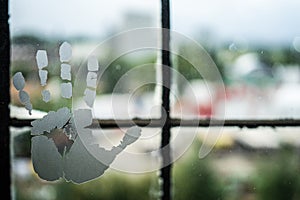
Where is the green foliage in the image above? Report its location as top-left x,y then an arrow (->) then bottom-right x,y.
12,35 -> 47,46
173,141 -> 225,200
253,145 -> 300,200
13,131 -> 31,158
15,171 -> 156,200
259,48 -> 300,66
32,96 -> 72,112
176,54 -> 202,81
101,56 -> 156,94
54,173 -> 153,200
14,141 -> 300,200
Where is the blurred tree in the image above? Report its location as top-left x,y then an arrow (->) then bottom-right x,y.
254,145 -> 300,200
173,141 -> 225,200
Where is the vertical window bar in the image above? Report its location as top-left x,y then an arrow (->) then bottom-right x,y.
0,0 -> 11,199
161,0 -> 172,199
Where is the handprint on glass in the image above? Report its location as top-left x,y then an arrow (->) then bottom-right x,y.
12,42 -> 141,184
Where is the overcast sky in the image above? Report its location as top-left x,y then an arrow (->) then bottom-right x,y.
9,0 -> 300,45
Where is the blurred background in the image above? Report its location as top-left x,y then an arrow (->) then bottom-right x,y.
9,0 -> 300,199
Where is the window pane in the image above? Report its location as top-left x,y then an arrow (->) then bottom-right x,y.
171,0 -> 300,119
172,127 -> 300,199
10,0 -> 162,198
12,127 -> 161,199
10,0 -> 160,119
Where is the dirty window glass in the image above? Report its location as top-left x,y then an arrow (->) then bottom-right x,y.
10,0 -> 161,199
171,0 -> 300,119
173,127 -> 300,199
9,0 -> 300,199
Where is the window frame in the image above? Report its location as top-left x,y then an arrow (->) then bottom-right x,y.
0,0 -> 11,199
3,0 -> 300,200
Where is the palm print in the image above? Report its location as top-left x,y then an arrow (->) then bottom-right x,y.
12,42 -> 141,184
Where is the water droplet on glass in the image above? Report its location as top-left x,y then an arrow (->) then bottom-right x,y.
115,65 -> 121,70
229,43 -> 237,51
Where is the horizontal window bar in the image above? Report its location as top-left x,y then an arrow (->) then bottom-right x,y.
10,118 -> 300,129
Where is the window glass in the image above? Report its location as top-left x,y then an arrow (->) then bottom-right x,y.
172,0 -> 300,119
10,0 -> 160,118
10,0 -> 162,196
173,127 -> 300,199
12,127 -> 162,199
9,0 -> 300,198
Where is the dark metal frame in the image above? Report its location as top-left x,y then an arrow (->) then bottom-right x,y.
2,0 -> 300,199
10,118 -> 300,129
0,0 -> 11,199
161,0 -> 172,199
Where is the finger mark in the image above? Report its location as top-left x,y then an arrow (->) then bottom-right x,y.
14,73 -> 32,115
86,72 -> 97,89
25,102 -> 32,115
31,136 -> 63,181
59,42 -> 72,62
63,118 -> 77,141
87,55 -> 99,71
42,89 -> 51,103
31,107 -> 71,135
38,69 -> 48,86
126,126 -> 142,139
19,90 -> 30,104
83,88 -> 96,108
61,82 -> 72,98
36,50 -> 48,69
12,72 -> 25,91
63,138 -> 108,183
118,126 -> 142,149
60,64 -> 71,81
73,109 -> 93,129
